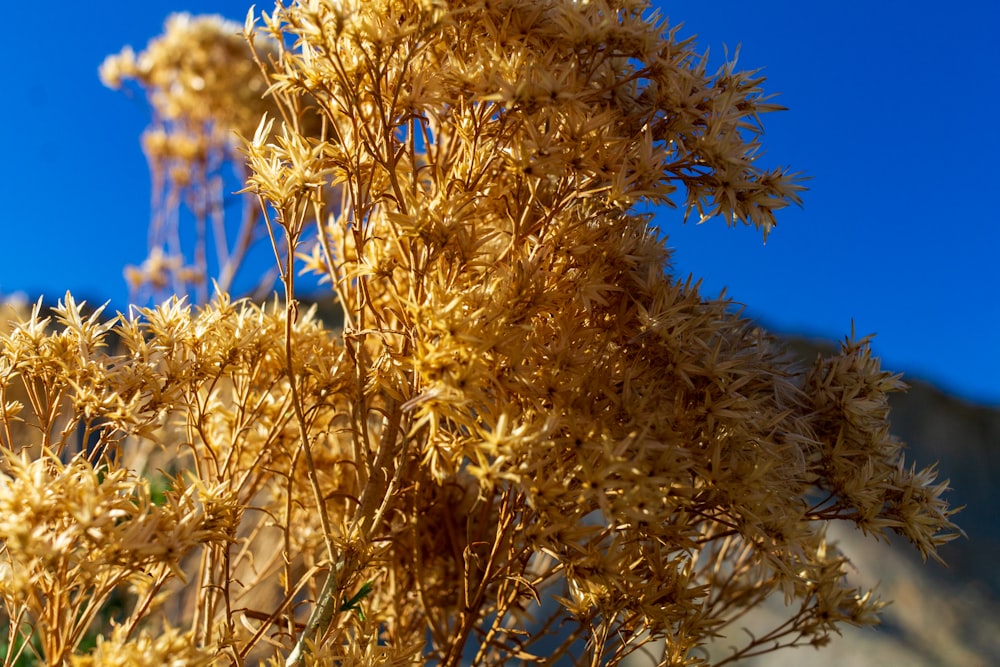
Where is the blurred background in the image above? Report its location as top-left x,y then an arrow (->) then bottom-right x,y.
1,1 -> 997,664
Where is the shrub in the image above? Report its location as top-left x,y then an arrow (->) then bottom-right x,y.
1,1 -> 960,665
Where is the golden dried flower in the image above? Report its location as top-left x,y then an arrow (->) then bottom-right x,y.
69,624 -> 217,667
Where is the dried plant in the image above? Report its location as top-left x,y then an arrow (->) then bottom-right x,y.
100,13 -> 286,304
2,0 -> 961,665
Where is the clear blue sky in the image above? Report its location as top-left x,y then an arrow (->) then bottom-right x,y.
1,1 -> 997,405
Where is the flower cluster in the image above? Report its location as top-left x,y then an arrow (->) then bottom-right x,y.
0,294 -> 361,664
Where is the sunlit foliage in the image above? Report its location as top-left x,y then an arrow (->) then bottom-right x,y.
1,1 -> 960,665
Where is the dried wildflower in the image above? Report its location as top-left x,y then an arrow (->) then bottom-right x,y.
232,0 -> 956,663
69,624 -> 217,667
102,14 -> 287,303
1,1 -> 962,666
0,450 -> 227,663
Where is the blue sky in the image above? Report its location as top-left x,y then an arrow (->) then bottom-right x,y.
1,1 -> 997,405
